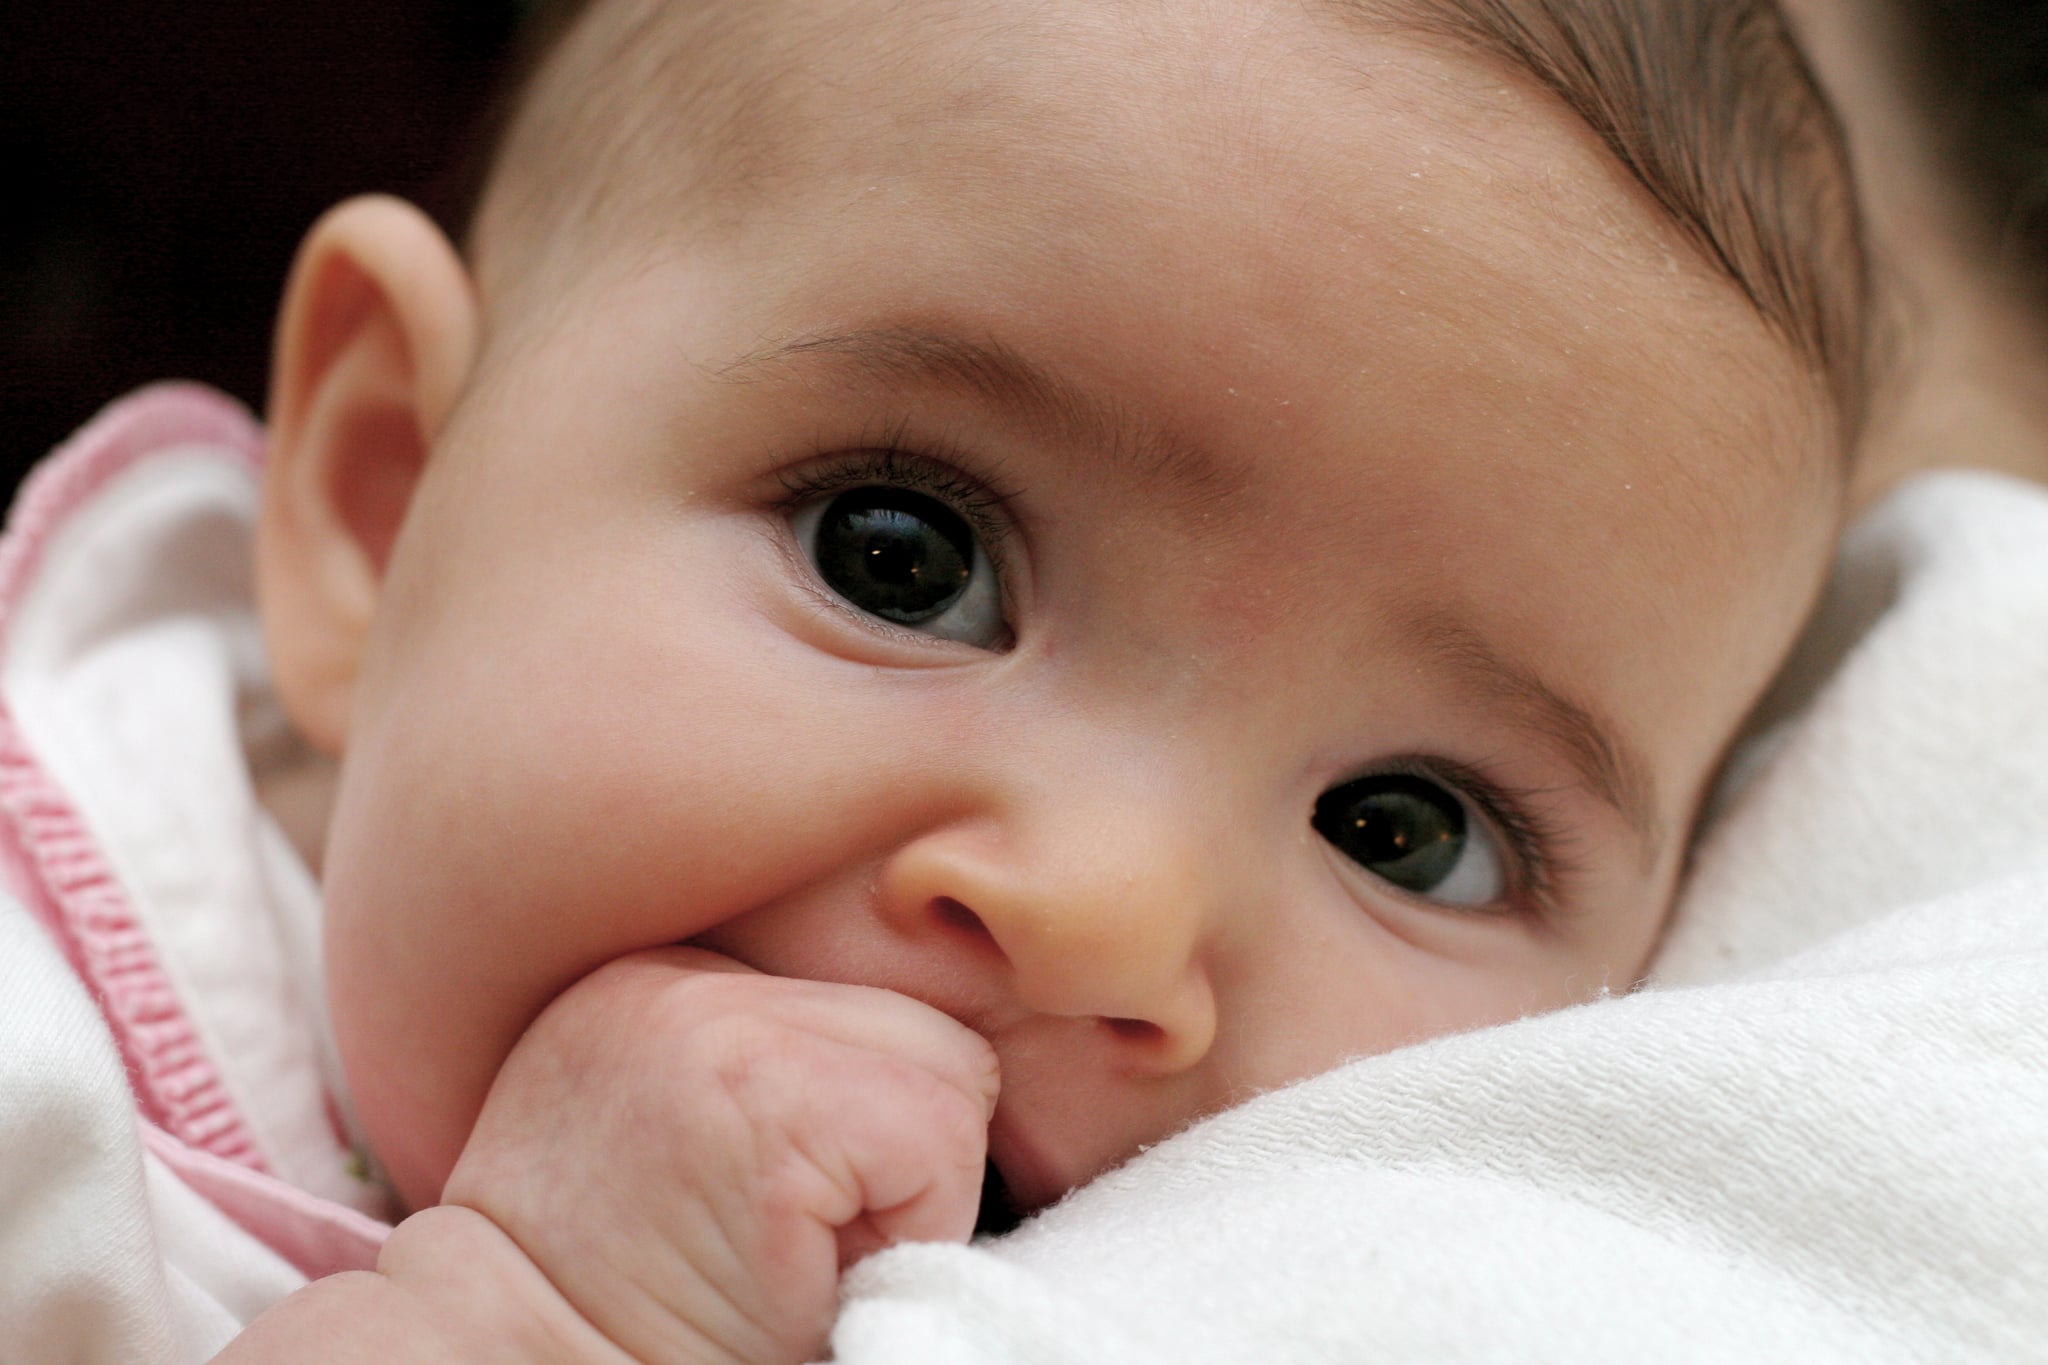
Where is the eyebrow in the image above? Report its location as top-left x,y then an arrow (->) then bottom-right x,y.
722,326 -> 1663,861
716,325 -> 1248,510
1404,611 -> 1664,862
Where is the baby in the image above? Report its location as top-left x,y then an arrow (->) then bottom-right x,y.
0,0 -> 1873,1360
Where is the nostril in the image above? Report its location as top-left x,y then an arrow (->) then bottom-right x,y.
1103,1016 -> 1163,1044
934,895 -> 992,941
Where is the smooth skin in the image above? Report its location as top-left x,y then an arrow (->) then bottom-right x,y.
232,2 -> 1846,1360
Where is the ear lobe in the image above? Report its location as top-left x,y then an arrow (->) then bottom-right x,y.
258,194 -> 479,756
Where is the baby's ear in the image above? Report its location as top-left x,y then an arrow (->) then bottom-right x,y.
258,195 -> 478,756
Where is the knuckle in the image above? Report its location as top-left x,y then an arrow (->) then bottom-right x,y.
663,963 -> 756,1013
885,1059 -> 989,1163
962,1029 -> 1001,1092
933,1076 -> 992,1161
698,1012 -> 810,1111
756,1145 -> 849,1227
564,952 -> 667,1010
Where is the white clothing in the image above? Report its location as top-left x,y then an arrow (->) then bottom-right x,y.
0,387 -> 387,1362
5,386 -> 2046,1362
829,471 -> 2048,1363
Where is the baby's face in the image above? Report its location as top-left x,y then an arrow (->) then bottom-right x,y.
319,0 -> 1840,1211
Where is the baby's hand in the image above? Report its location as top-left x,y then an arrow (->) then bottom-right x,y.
441,948 -> 1000,1365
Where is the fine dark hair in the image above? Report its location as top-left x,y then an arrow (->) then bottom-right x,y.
1350,0 -> 1868,437
478,0 -> 1867,437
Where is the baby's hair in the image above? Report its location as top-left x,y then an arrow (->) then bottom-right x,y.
1347,0 -> 1867,438
469,0 -> 1865,439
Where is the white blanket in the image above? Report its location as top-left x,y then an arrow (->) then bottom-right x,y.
5,432 -> 2042,1361
830,470 -> 2048,1364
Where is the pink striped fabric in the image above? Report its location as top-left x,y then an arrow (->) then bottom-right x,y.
0,385 -> 386,1276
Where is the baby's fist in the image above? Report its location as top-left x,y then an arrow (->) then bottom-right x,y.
442,949 -> 999,1365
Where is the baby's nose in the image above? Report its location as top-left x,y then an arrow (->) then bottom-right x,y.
877,788 -> 1220,1075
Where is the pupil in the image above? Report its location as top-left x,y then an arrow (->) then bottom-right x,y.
1312,774 -> 1466,894
814,487 -> 975,624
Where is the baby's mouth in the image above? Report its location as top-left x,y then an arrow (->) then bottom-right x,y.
975,1159 -> 1024,1238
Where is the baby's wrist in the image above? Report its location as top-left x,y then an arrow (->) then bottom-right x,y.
215,1204 -> 633,1365
374,1204 -> 637,1365
385,1203 -> 794,1365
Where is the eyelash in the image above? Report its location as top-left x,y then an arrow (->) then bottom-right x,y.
1375,754 -> 1584,919
774,427 -> 1021,576
770,435 -> 1583,920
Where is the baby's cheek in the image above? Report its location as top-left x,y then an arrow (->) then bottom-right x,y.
320,814 -> 572,1208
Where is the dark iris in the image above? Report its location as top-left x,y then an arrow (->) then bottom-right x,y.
1312,773 -> 1467,894
812,487 -> 976,624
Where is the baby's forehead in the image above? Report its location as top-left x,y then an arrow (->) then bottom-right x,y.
478,0 -> 1863,446
446,0 -> 1856,891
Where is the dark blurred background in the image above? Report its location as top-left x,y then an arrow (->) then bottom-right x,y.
0,0 -> 527,491
2,0 -> 2042,501
1894,0 -> 2048,321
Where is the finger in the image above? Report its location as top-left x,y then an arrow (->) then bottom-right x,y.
783,1049 -> 989,1265
762,978 -> 1001,1121
611,947 -> 1002,1122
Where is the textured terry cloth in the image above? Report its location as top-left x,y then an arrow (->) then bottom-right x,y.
828,471 -> 2048,1365
11,387 -> 2048,1363
0,387 -> 389,1363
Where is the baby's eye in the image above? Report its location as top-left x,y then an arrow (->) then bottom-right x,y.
1312,772 -> 1504,907
791,485 -> 1007,647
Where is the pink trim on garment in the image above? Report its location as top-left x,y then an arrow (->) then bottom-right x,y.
0,386 -> 383,1273
141,1123 -> 388,1280
0,384 -> 271,1169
